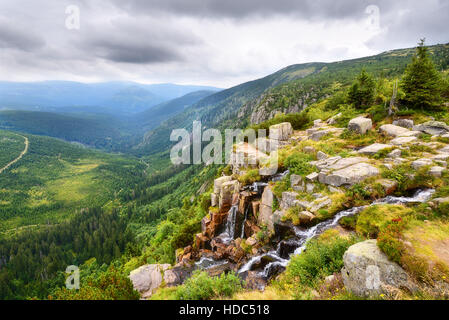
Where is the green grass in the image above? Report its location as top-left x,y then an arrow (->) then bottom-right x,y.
0,131 -> 26,169
0,131 -> 146,234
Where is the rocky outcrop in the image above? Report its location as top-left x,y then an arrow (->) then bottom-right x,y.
211,176 -> 232,208
129,264 -> 171,298
318,163 -> 380,187
231,143 -> 269,175
219,180 -> 240,209
270,122 -> 293,141
348,117 -> 372,134
258,186 -> 274,231
414,121 -> 449,136
341,240 -> 411,297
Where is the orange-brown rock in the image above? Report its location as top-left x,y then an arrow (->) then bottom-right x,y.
252,201 -> 260,220
195,233 -> 211,250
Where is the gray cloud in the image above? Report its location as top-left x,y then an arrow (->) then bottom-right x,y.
113,0 -> 395,20
0,18 -> 46,51
0,0 -> 447,87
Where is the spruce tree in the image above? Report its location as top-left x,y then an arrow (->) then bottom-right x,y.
401,39 -> 443,110
347,69 -> 376,109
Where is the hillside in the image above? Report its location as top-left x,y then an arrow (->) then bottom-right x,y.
138,43 -> 449,156
133,90 -> 216,133
0,130 -> 147,234
1,42 -> 449,301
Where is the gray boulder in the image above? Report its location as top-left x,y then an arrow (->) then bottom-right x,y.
358,143 -> 392,155
348,117 -> 372,134
379,124 -> 411,137
319,163 -> 379,187
341,240 -> 411,297
393,119 -> 414,129
129,264 -> 171,298
414,121 -> 449,136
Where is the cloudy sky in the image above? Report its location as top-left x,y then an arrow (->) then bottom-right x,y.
0,0 -> 448,88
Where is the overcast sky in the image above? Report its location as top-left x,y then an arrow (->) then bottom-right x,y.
0,0 -> 448,88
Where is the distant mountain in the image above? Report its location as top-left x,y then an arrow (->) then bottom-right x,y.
133,90 -> 216,132
0,81 -> 220,115
136,43 -> 449,155
0,110 -> 131,150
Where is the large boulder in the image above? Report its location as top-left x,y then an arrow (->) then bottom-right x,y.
319,163 -> 380,187
414,121 -> 449,136
269,122 -> 293,141
129,264 -> 171,298
341,240 -> 411,297
379,124 -> 412,137
348,117 -> 372,134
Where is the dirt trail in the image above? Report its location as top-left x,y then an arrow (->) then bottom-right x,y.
0,134 -> 29,174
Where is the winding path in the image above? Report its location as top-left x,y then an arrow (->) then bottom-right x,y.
0,134 -> 29,174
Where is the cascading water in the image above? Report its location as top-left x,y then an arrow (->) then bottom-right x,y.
238,189 -> 435,280
217,205 -> 238,245
240,204 -> 250,239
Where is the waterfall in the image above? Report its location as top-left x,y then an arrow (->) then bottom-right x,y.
238,189 -> 435,278
217,205 -> 238,244
240,204 -> 250,239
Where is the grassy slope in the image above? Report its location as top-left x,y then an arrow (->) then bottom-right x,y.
0,130 -> 146,234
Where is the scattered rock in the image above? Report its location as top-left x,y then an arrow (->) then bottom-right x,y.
430,166 -> 445,177
411,158 -> 433,170
317,151 -> 329,160
358,143 -> 393,155
341,240 -> 411,297
379,124 -> 412,137
303,146 -> 316,154
387,149 -> 402,158
281,191 -> 300,210
298,211 -> 316,224
390,136 -> 418,146
348,117 -> 372,134
319,163 -> 380,187
393,119 -> 414,129
306,172 -> 319,182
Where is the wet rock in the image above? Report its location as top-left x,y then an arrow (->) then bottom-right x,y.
393,119 -> 414,129
379,124 -> 412,137
206,262 -> 236,277
341,240 -> 411,297
358,143 -> 393,155
129,264 -> 171,298
270,122 -> 293,141
348,117 -> 372,134
195,233 -> 211,250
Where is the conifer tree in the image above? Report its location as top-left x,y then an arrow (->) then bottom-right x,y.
401,39 -> 444,110
348,69 -> 376,109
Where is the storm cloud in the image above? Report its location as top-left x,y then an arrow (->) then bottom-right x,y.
0,0 -> 447,87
